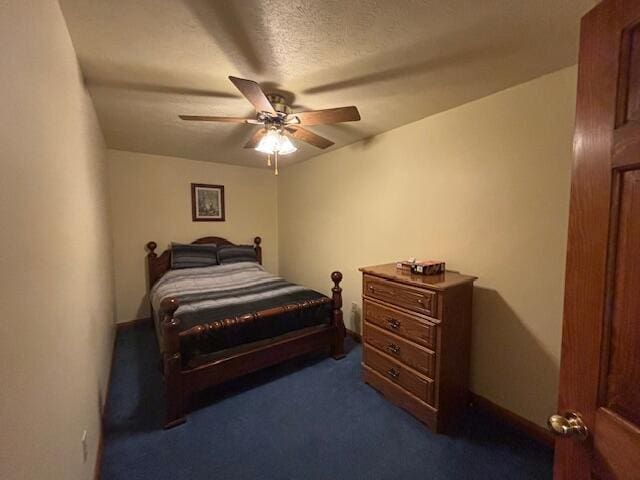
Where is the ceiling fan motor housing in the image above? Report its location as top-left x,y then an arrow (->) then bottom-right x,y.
266,94 -> 291,115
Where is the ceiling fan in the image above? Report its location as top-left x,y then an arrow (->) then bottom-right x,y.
179,76 -> 361,174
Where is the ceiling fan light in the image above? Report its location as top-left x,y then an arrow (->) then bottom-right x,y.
255,130 -> 280,154
277,135 -> 297,155
254,129 -> 297,155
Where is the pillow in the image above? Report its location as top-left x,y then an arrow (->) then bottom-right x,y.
171,243 -> 218,269
217,244 -> 258,264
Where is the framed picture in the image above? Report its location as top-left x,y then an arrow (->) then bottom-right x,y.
191,183 -> 225,222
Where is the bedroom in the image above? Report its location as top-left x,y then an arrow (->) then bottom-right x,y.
2,1 -> 639,479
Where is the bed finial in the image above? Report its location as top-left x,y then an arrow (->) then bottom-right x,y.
331,271 -> 343,310
161,297 -> 180,317
254,236 -> 263,265
147,241 -> 158,257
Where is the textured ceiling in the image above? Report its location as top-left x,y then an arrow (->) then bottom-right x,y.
60,0 -> 596,168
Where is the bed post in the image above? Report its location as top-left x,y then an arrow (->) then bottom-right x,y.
161,297 -> 186,428
146,241 -> 158,318
330,271 -> 346,360
254,236 -> 262,265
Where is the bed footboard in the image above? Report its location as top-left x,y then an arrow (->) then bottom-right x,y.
159,271 -> 345,428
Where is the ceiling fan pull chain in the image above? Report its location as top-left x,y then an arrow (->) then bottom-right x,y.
267,154 -> 271,166
275,151 -> 279,176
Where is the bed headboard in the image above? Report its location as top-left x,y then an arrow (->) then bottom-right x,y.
145,236 -> 262,289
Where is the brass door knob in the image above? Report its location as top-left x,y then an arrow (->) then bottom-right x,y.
547,411 -> 589,440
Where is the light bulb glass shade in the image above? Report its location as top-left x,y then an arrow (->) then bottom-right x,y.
277,135 -> 297,155
255,130 -> 280,154
254,130 -> 297,155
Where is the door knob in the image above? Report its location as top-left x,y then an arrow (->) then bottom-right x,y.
547,411 -> 589,440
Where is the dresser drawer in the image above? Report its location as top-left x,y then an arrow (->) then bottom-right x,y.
364,322 -> 436,378
363,299 -> 437,349
363,345 -> 435,406
363,274 -> 437,317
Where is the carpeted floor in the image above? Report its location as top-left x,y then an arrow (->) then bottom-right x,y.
100,324 -> 553,479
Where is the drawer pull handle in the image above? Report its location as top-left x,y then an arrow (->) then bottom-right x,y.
386,368 -> 400,379
386,318 -> 401,329
368,285 -> 392,296
386,343 -> 400,354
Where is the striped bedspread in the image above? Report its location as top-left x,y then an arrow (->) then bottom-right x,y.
150,262 -> 332,360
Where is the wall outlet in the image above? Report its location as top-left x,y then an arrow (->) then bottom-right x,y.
351,302 -> 358,312
81,430 -> 88,463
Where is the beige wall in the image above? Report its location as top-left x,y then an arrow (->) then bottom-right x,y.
0,2 -> 115,479
107,150 -> 279,323
278,66 -> 577,427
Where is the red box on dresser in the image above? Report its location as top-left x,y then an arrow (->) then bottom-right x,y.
359,263 -> 477,433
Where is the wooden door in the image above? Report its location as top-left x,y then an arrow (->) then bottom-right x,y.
553,0 -> 640,479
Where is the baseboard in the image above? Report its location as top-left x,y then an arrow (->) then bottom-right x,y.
93,325 -> 117,480
469,392 -> 555,449
116,316 -> 152,330
93,421 -> 104,480
346,329 -> 362,343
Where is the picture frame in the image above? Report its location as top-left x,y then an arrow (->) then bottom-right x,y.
191,183 -> 225,222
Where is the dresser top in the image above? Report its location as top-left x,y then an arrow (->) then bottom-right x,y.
359,263 -> 477,291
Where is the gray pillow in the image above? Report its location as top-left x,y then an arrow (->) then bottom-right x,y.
217,244 -> 258,264
171,243 -> 218,269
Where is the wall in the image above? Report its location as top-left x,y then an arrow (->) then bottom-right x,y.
0,2 -> 115,479
278,66 -> 577,427
107,150 -> 279,323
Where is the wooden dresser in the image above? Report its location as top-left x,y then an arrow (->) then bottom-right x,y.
359,263 -> 476,432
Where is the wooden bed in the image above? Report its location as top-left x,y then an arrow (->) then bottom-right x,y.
146,235 -> 345,428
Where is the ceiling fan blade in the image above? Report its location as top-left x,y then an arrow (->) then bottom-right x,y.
288,106 -> 360,125
244,128 -> 267,149
179,115 -> 257,123
228,76 -> 276,114
285,126 -> 334,149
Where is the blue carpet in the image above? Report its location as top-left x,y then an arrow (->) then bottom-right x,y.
100,324 -> 553,479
